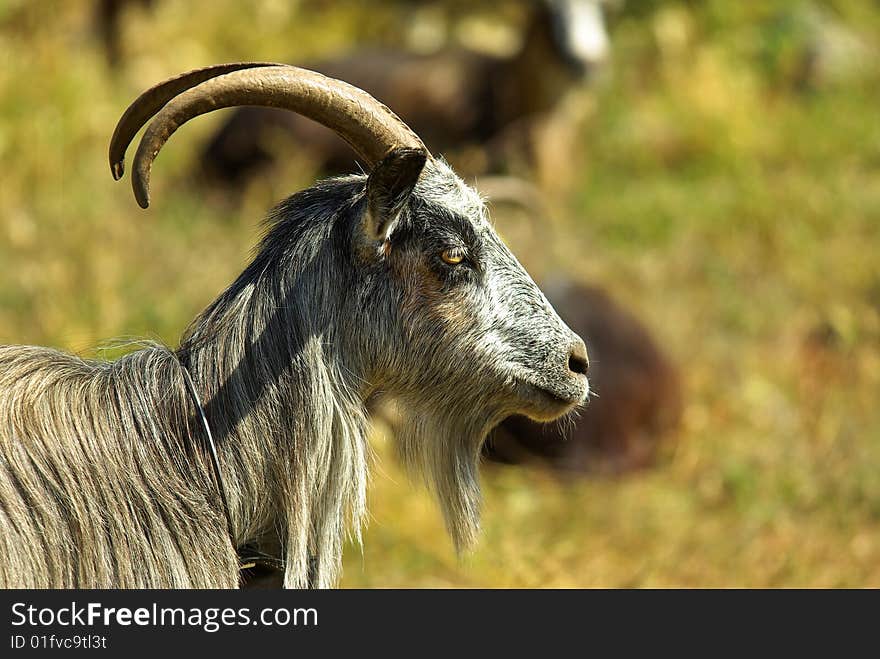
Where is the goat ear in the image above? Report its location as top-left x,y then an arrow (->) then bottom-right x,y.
364,147 -> 427,242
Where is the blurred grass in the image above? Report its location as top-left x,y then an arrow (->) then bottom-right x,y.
1,0 -> 879,586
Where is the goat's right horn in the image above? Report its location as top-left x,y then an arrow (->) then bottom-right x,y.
109,64 -> 430,209
108,62 -> 281,181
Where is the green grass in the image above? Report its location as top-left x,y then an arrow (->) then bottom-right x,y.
1,0 -> 878,587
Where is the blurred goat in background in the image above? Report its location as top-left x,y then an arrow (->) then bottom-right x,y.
198,0 -> 610,186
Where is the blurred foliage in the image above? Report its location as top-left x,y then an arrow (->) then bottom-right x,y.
0,0 -> 879,586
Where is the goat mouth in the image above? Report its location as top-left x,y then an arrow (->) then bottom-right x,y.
537,386 -> 583,407
514,379 -> 587,421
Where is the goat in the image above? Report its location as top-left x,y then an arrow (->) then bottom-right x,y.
198,0 -> 610,187
485,281 -> 682,474
0,63 -> 589,588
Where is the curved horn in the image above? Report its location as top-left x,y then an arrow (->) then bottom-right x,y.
113,64 -> 430,208
109,62 -> 281,180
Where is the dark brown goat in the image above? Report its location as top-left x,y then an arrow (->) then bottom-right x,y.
484,281 -> 682,474
199,0 -> 609,185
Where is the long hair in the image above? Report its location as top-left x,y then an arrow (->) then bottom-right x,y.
0,178 -> 371,588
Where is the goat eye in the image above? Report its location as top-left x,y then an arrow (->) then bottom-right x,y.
440,248 -> 466,265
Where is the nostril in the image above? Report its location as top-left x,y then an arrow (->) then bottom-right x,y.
568,340 -> 589,376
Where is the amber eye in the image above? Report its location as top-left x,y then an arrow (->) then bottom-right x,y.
440,249 -> 466,265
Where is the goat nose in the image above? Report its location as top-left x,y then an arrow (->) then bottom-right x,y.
567,338 -> 589,376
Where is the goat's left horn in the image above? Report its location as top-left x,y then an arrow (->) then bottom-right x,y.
110,64 -> 430,208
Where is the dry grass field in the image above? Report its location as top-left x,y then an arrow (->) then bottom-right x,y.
1,0 -> 878,587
